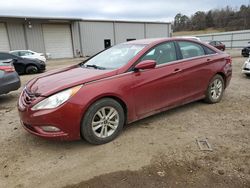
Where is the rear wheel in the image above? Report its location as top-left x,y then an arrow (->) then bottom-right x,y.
81,98 -> 125,145
204,74 -> 225,104
26,65 -> 38,74
245,74 -> 250,77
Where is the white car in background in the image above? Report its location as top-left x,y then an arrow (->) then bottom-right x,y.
10,50 -> 46,63
242,57 -> 250,77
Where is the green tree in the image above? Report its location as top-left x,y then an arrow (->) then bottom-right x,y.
191,11 -> 206,30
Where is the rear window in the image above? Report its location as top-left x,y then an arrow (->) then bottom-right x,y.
203,46 -> 216,55
0,53 -> 14,60
178,41 -> 205,59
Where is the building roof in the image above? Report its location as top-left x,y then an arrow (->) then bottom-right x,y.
0,15 -> 171,24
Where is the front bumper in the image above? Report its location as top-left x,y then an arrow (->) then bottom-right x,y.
242,69 -> 250,74
39,63 -> 46,71
242,49 -> 249,57
242,61 -> 250,75
18,89 -> 83,141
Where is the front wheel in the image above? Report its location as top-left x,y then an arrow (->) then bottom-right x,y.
26,65 -> 38,74
81,98 -> 125,145
204,75 -> 225,104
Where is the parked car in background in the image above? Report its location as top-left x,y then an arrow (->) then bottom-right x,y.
242,57 -> 250,77
10,50 -> 46,63
208,41 -> 225,51
0,52 -> 46,74
0,59 -> 20,95
18,38 -> 232,145
241,42 -> 250,57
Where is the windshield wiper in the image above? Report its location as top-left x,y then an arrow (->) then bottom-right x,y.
84,64 -> 106,70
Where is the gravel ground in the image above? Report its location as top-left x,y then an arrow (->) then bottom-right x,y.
0,55 -> 249,188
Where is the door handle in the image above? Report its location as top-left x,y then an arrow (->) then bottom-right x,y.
172,68 -> 182,74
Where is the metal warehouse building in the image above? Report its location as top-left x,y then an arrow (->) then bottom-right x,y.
0,16 -> 172,59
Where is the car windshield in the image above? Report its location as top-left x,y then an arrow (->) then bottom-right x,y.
84,44 -> 146,70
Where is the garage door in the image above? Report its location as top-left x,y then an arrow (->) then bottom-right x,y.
0,23 -> 10,52
42,24 -> 73,58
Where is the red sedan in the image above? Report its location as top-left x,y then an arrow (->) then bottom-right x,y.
208,41 -> 226,51
18,38 -> 232,144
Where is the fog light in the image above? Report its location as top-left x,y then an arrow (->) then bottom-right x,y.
41,126 -> 60,132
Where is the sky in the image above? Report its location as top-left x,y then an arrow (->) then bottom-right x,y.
0,0 -> 249,22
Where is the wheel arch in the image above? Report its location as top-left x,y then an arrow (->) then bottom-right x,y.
25,63 -> 38,69
79,94 -> 129,138
216,72 -> 227,88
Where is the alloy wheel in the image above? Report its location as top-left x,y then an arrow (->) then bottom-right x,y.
91,107 -> 119,138
210,79 -> 223,100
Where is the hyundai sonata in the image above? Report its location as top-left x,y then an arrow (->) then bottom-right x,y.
18,38 -> 232,144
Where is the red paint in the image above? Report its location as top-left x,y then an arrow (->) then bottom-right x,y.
215,44 -> 226,51
18,38 -> 232,141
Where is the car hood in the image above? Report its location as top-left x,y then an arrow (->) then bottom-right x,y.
26,65 -> 117,96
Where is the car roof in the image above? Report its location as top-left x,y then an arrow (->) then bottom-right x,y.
124,37 -> 204,45
10,50 -> 31,52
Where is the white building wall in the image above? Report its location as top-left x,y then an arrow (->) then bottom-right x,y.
114,22 -> 145,44
145,23 -> 169,38
79,21 -> 115,56
42,24 -> 73,58
25,23 -> 45,53
0,23 -> 10,51
6,23 -> 26,50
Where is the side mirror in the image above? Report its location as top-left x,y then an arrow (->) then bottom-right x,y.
134,60 -> 156,71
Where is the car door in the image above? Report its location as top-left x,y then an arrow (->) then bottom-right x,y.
132,42 -> 186,118
176,40 -> 216,101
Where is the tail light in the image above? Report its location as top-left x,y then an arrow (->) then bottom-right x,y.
0,66 -> 15,72
225,56 -> 232,65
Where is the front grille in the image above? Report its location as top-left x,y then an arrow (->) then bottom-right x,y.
21,88 -> 36,106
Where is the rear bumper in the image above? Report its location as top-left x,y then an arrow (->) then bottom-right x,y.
0,72 -> 20,95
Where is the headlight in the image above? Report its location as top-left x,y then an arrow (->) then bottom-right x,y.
31,85 -> 82,111
38,60 -> 45,64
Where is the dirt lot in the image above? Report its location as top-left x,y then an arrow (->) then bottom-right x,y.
0,55 -> 250,188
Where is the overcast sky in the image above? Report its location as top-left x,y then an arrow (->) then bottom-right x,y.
0,0 -> 249,21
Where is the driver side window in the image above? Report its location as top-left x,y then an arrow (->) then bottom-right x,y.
141,42 -> 177,65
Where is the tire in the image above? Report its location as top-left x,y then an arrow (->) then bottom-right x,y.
81,98 -> 125,145
204,74 -> 225,104
246,74 -> 250,77
26,65 -> 38,74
